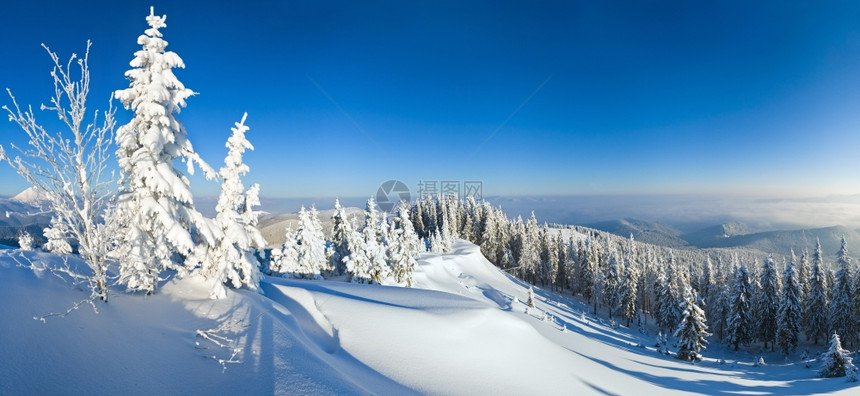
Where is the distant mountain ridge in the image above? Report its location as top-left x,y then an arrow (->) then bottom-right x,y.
584,218 -> 689,248
0,188 -> 51,247
586,218 -> 860,260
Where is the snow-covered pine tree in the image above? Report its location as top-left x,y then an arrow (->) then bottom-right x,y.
479,207 -> 501,263
429,229 -> 444,254
797,249 -> 811,333
410,199 -> 425,238
602,243 -> 621,319
113,7 -> 219,294
527,286 -> 536,308
270,227 -> 300,278
819,332 -> 858,380
343,229 -> 372,284
188,113 -> 265,299
43,217 -> 72,255
363,197 -> 389,284
674,286 -> 710,361
539,226 -> 559,290
295,206 -> 326,280
727,263 -> 754,350
712,284 -> 730,341
501,246 -> 515,270
806,240 -> 830,344
777,257 -> 801,357
520,213 -> 540,284
17,231 -> 34,251
658,251 -> 684,333
829,236 -> 856,347
509,216 -> 525,267
578,238 -> 597,305
618,234 -> 639,327
756,255 -> 780,351
328,199 -> 352,275
388,202 -> 420,287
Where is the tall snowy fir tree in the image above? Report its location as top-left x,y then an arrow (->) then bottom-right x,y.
712,284 -> 730,341
186,113 -> 265,299
829,236 -> 855,347
727,263 -> 754,350
269,227 -> 300,278
602,243 -> 621,319
674,286 -> 709,361
520,213 -> 540,284
756,256 -> 780,351
294,206 -> 327,280
328,199 -> 353,276
797,250 -> 811,332
539,227 -> 559,290
113,7 -> 218,294
806,240 -> 830,344
578,238 -> 597,306
618,235 -> 639,327
388,203 -> 420,287
479,207 -> 502,264
777,257 -> 801,357
343,228 -> 372,284
657,251 -> 683,333
363,197 -> 389,284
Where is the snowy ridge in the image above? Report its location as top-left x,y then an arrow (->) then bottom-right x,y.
2,243 -> 859,394
9,186 -> 47,204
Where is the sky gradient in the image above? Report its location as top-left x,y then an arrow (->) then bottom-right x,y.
2,1 -> 860,201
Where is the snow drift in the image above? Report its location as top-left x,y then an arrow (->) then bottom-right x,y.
1,242 -> 858,395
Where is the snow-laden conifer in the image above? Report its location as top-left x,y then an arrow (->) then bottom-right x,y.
806,240 -> 829,344
618,235 -> 639,327
113,7 -> 219,294
270,227 -> 300,278
388,202 -> 420,287
294,206 -> 327,280
328,199 -> 352,275
17,232 -> 34,251
185,114 -> 265,298
829,236 -> 855,347
777,257 -> 801,357
674,287 -> 709,361
361,198 -> 389,284
756,255 -> 779,351
727,263 -> 754,350
820,332 -> 858,380
44,217 -> 72,255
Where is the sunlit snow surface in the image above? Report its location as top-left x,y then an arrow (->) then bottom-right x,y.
1,242 -> 858,395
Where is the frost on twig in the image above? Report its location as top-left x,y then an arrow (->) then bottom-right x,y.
194,315 -> 257,371
1,40 -> 117,302
7,251 -> 102,321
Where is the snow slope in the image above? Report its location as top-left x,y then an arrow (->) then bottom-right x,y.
1,242 -> 858,395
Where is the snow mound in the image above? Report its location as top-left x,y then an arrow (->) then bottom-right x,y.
2,242 -> 860,394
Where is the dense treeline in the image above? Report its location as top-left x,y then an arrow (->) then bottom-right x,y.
409,194 -> 860,364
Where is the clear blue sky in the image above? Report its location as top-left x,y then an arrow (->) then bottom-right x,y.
2,1 -> 860,200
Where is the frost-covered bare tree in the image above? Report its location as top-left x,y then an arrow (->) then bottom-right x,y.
1,41 -> 116,301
